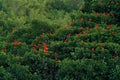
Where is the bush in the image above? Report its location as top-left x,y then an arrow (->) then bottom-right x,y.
21,53 -> 58,80
58,59 -> 107,80
7,64 -> 32,80
46,0 -> 84,12
0,66 -> 13,80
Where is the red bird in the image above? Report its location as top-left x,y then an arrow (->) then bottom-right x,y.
76,34 -> 80,37
39,34 -> 43,37
108,24 -> 112,30
92,48 -> 95,53
79,18 -> 83,22
2,48 -> 7,52
67,33 -> 71,38
103,12 -> 107,17
13,40 -> 21,45
112,32 -> 115,35
49,32 -> 52,36
81,27 -> 85,31
82,31 -> 86,36
43,43 -> 48,53
33,44 -> 37,51
110,13 -> 115,17
64,39 -> 67,43
95,24 -> 99,30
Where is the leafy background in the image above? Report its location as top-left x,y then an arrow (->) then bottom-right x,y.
0,0 -> 120,80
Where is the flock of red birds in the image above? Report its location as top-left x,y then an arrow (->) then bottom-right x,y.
1,0 -> 119,61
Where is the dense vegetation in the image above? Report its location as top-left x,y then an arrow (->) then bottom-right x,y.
0,0 -> 120,80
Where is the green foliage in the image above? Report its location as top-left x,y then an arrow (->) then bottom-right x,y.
21,53 -> 58,80
31,20 -> 55,35
82,0 -> 120,25
109,65 -> 120,80
0,53 -> 10,68
0,0 -> 120,80
7,64 -> 32,80
46,0 -> 84,12
58,59 -> 107,80
0,66 -> 13,80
